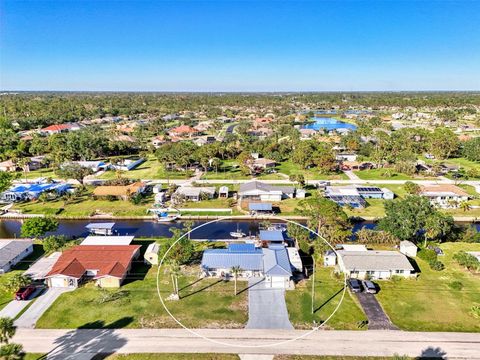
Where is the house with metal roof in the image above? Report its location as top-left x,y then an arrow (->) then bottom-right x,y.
239,180 -> 295,202
325,246 -> 415,280
174,186 -> 216,202
0,239 -> 34,273
0,181 -> 72,203
201,243 -> 295,289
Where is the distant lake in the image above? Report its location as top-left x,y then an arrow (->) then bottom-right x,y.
302,117 -> 357,131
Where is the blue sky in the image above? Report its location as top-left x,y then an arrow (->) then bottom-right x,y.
1,0 -> 479,91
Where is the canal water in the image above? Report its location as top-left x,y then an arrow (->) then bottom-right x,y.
302,116 -> 357,132
1,219 -> 476,240
0,219 -> 380,239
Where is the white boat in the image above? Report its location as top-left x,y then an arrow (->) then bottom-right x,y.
230,225 -> 246,238
148,208 -> 180,222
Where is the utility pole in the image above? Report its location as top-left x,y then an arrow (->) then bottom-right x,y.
311,258 -> 315,314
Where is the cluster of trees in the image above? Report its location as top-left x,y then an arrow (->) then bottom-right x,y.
378,196 -> 455,245
453,251 -> 480,272
20,217 -> 59,238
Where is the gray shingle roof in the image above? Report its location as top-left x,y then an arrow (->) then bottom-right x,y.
239,181 -> 294,195
0,240 -> 33,270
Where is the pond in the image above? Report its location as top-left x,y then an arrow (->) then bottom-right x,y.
302,116 -> 357,131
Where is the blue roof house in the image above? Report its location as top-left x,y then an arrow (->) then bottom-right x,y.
0,182 -> 72,203
201,243 -> 294,289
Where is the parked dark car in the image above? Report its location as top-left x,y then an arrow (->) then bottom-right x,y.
15,285 -> 35,301
347,278 -> 362,293
362,280 -> 377,294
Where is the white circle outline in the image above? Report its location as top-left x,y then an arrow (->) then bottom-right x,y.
156,216 -> 347,348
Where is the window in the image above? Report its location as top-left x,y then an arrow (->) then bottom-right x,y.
395,270 -> 404,274
366,271 -> 375,275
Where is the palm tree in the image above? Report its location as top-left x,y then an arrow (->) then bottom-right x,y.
230,266 -> 242,295
460,201 -> 471,212
0,317 -> 16,344
0,343 -> 24,360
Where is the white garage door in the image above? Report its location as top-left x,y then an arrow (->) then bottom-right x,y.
50,277 -> 66,288
270,276 -> 286,288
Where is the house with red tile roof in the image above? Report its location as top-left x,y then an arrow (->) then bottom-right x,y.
40,124 -> 74,135
168,125 -> 198,138
45,245 -> 141,288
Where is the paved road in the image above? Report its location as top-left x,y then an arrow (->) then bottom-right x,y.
15,288 -> 73,328
12,329 -> 480,358
356,292 -> 398,330
0,288 -> 44,319
246,278 -> 293,330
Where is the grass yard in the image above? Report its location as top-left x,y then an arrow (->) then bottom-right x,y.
36,264 -> 248,329
200,160 -> 249,180
98,157 -> 187,180
13,190 -> 155,217
444,157 -> 480,174
285,267 -> 367,330
345,199 -> 386,219
104,354 -> 240,360
14,167 -> 58,180
376,242 -> 480,332
277,161 -> 348,180
354,169 -> 416,181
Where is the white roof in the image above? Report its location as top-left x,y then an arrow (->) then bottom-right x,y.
326,186 -> 360,197
341,244 -> 368,252
80,236 -> 134,246
400,240 -> 417,249
146,242 -> 160,254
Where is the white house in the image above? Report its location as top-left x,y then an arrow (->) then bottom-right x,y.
238,181 -> 295,202
325,245 -> 415,280
419,184 -> 469,208
174,186 -> 216,202
0,240 -> 34,274
335,153 -> 358,162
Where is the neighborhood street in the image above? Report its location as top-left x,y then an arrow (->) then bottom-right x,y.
12,328 -> 480,359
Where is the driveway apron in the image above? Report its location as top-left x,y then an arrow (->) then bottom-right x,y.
246,278 -> 293,330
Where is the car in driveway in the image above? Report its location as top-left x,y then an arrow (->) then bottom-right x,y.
362,280 -> 377,294
15,285 -> 36,300
348,278 -> 362,293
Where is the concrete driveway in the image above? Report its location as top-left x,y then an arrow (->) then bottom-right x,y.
246,278 -> 293,330
15,288 -> 73,328
356,292 -> 398,330
0,287 -> 44,319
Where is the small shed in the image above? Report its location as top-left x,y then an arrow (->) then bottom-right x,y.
324,250 -> 337,266
296,188 -> 306,199
152,184 -> 163,194
85,222 -> 115,236
144,242 -> 160,265
381,188 -> 395,200
218,186 -> 229,198
400,240 -> 417,257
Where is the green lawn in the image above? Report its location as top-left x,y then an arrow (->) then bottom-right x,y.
444,157 -> 480,173
355,169 -> 417,181
376,242 -> 480,332
285,267 -> 367,330
98,157 -> 187,180
13,190 -> 155,217
200,160 -> 249,180
277,161 -> 348,180
105,354 -> 240,360
36,264 -> 248,329
15,167 -> 57,180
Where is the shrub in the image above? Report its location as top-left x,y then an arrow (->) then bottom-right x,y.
448,280 -> 463,291
429,259 -> 445,271
453,251 -> 480,271
417,248 -> 438,263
